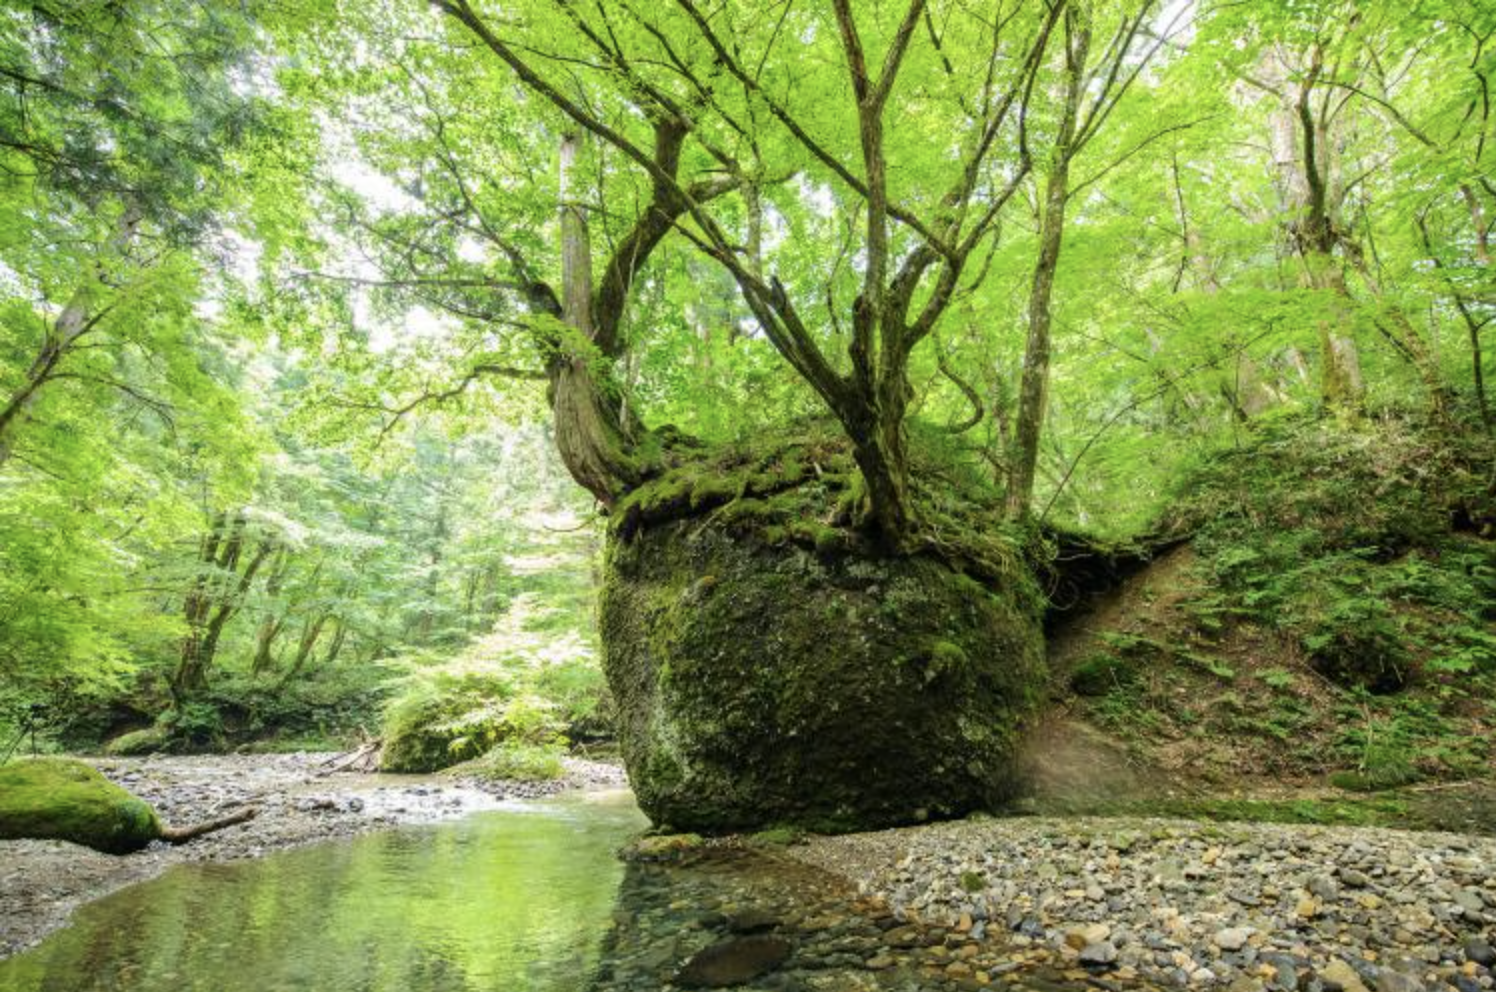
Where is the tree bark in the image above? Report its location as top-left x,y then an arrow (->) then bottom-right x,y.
321,619 -> 347,667
250,548 -> 290,676
281,614 -> 329,683
0,286 -> 92,467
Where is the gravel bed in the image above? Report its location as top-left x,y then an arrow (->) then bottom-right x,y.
0,752 -> 626,959
789,816 -> 1496,991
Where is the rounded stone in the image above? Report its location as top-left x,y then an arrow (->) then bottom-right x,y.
601,516 -> 1044,833
0,757 -> 163,855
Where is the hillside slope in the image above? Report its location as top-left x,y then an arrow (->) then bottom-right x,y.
1030,416 -> 1496,831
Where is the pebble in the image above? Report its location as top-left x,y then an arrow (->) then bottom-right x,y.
1214,928 -> 1253,951
792,814 -> 1496,990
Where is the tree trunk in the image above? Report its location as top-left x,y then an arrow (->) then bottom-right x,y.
173,515 -> 272,701
0,205 -> 141,467
1008,13 -> 1089,520
250,548 -> 290,676
1282,50 -> 1366,414
842,399 -> 913,547
281,614 -> 329,683
321,619 -> 347,667
550,132 -> 642,506
250,615 -> 284,676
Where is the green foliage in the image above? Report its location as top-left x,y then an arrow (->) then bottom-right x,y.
1069,654 -> 1138,697
379,674 -> 516,774
161,702 -> 226,750
1335,693 -> 1489,784
103,726 -> 171,758
1178,416 -> 1496,693
1,0 -> 1494,808
747,826 -> 806,849
1302,598 -> 1410,694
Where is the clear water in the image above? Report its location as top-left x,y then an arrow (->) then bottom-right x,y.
0,792 -> 1072,992
0,791 -> 647,992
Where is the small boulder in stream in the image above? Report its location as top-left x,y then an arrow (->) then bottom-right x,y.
674,934 -> 793,988
0,757 -> 162,854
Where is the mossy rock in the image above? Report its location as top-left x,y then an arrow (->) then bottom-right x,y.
0,757 -> 162,854
619,832 -> 706,862
103,725 -> 171,757
1069,654 -> 1137,696
601,511 -> 1045,833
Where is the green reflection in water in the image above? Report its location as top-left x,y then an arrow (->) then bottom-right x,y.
0,791 -> 647,992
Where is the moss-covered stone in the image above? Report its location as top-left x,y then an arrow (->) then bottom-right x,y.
102,725 -> 170,757
601,509 -> 1045,833
0,757 -> 161,854
1069,653 -> 1138,696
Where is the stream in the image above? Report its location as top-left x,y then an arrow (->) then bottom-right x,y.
0,790 -> 1010,992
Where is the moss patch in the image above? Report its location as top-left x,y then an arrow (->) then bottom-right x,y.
443,741 -> 566,782
0,757 -> 161,854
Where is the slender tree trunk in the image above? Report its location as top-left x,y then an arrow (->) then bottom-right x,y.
281,614 -> 328,683
1462,184 -> 1491,265
250,615 -> 284,676
0,287 -> 92,467
1008,13 -> 1089,520
1288,52 -> 1366,414
250,548 -> 290,676
321,619 -> 347,667
176,513 -> 236,701
1419,211 -> 1492,431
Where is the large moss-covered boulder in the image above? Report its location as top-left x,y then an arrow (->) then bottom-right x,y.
601,507 -> 1045,832
0,757 -> 161,854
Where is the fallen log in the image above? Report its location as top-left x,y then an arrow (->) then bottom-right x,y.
317,739 -> 381,776
159,806 -> 259,844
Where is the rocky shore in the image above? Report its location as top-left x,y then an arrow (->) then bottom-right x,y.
790,815 -> 1496,991
0,751 -> 625,958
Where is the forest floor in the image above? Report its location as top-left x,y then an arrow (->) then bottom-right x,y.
0,751 -> 626,959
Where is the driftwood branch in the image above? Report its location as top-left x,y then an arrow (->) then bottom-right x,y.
158,806 -> 258,844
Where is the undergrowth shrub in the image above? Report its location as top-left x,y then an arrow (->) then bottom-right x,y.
380,673 -> 516,773
455,741 -> 567,782
1172,414 -> 1496,695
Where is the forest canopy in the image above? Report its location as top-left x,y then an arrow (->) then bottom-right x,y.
0,0 -> 1491,748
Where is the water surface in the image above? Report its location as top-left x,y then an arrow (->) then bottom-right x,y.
0,791 -> 1068,992
0,791 -> 646,992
